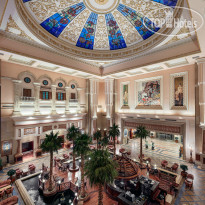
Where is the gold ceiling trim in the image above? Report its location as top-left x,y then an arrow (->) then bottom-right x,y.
15,0 -> 183,60
84,0 -> 119,14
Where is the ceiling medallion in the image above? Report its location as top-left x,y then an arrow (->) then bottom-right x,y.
84,0 -> 120,14
95,0 -> 108,5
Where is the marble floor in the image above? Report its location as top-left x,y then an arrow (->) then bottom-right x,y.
0,138 -> 205,205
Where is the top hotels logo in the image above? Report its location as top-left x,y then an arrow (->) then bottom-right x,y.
143,6 -> 204,37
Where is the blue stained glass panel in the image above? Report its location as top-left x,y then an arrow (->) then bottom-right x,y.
23,0 -> 32,2
151,0 -> 178,7
117,4 -> 160,40
76,13 -> 98,50
40,2 -> 85,37
105,13 -> 127,50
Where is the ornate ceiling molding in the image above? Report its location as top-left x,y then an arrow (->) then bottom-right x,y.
15,0 -> 184,60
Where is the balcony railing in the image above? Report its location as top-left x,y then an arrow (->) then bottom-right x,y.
20,96 -> 36,101
69,99 -> 78,103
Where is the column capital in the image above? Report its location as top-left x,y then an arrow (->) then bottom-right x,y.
196,57 -> 205,64
33,82 -> 41,87
51,84 -> 57,88
65,86 -> 70,89
105,77 -> 114,82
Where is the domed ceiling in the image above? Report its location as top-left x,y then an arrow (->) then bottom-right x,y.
18,0 -> 181,60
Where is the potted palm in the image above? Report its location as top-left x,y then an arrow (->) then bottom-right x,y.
40,131 -> 63,191
74,133 -> 91,200
108,123 -> 120,156
134,125 -> 149,167
180,164 -> 188,177
93,130 -> 102,150
100,136 -> 109,150
7,169 -> 16,183
85,150 -> 117,205
66,125 -> 80,172
175,137 -> 179,143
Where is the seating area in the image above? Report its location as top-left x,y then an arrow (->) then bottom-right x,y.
0,180 -> 16,205
0,196 -> 18,205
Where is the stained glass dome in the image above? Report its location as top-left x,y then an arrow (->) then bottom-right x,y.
19,0 -> 180,59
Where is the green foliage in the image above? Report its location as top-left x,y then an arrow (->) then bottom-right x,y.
108,123 -> 120,140
74,133 -> 91,157
100,136 -> 109,148
134,125 -> 149,140
66,125 -> 80,141
40,131 -> 63,153
180,164 -> 188,172
85,149 -> 118,187
93,130 -> 102,142
7,169 -> 16,177
175,137 -> 179,140
0,158 -> 2,167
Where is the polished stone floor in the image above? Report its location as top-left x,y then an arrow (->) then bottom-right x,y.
0,138 -> 205,205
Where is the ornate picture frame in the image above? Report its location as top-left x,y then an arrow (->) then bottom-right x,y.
1,140 -> 13,156
120,82 -> 130,109
135,76 -> 163,109
170,72 -> 188,110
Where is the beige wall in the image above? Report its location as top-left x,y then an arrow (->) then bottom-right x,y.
115,64 -> 196,160
1,61 -> 87,116
116,64 -> 195,116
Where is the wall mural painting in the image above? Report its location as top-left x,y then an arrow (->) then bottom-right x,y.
122,84 -> 129,107
1,140 -> 12,156
170,72 -> 187,110
137,79 -> 161,107
174,77 -> 183,106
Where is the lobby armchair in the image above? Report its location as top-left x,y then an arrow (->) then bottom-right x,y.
161,160 -> 168,168
171,163 -> 179,172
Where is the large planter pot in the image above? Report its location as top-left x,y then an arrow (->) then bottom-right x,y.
175,140 -> 179,143
181,171 -> 187,177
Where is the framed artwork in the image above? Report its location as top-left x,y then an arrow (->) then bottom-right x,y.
1,140 -> 12,156
121,82 -> 130,109
170,72 -> 188,110
135,77 -> 163,109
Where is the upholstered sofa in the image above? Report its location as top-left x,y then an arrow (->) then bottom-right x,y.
0,195 -> 18,205
0,180 -> 11,189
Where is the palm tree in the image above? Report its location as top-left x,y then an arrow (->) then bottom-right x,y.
40,131 -> 62,191
108,123 -> 120,155
66,125 -> 80,171
74,133 -> 91,199
85,150 -> 117,205
93,130 -> 102,150
134,125 -> 149,166
100,136 -> 109,150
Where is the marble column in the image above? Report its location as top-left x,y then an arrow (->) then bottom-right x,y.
89,79 -> 99,135
51,85 -> 57,115
34,82 -> 41,115
17,139 -> 21,154
197,58 -> 205,154
77,88 -> 82,113
65,86 -> 70,114
105,78 -> 114,129
12,80 -> 22,116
